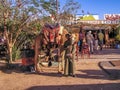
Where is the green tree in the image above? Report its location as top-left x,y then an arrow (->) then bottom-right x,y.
59,0 -> 80,25
0,0 -> 56,64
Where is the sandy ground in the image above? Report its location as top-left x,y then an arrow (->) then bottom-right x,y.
0,49 -> 120,90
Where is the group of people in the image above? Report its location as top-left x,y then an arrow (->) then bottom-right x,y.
63,29 -> 104,77
20,28 -> 104,77
78,30 -> 104,54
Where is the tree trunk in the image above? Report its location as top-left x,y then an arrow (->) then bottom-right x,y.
7,43 -> 13,64
34,36 -> 41,72
9,46 -> 13,63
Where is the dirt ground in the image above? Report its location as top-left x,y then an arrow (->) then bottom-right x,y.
0,49 -> 120,90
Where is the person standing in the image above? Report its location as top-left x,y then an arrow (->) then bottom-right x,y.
63,34 -> 76,77
93,31 -> 99,53
79,30 -> 84,53
98,30 -> 104,50
86,31 -> 94,54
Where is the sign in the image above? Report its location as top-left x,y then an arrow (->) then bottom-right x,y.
76,20 -> 120,24
104,14 -> 120,21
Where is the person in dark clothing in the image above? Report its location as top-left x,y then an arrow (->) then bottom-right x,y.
79,30 -> 84,53
63,34 -> 76,77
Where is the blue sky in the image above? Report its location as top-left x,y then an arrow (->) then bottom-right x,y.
60,0 -> 120,20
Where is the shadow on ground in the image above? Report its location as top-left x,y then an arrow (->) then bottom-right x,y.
77,69 -> 105,79
0,62 -> 23,74
96,49 -> 120,55
0,61 -> 120,80
26,83 -> 120,90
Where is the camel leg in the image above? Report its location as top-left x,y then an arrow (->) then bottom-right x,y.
35,56 -> 44,72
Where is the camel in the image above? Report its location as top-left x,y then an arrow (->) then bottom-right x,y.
34,23 -> 69,73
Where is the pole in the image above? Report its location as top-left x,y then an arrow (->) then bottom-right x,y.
56,0 -> 58,22
56,0 -> 58,14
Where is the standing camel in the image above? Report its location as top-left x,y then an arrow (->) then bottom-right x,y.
34,24 -> 68,73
